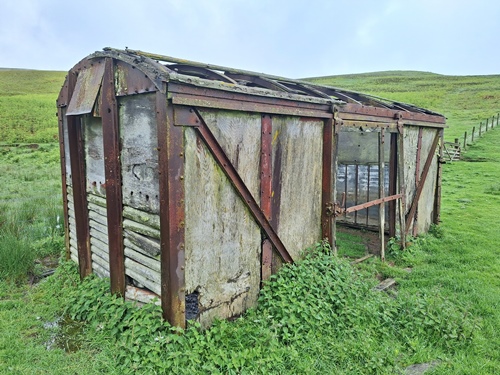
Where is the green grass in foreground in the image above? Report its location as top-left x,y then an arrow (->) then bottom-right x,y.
0,131 -> 499,373
0,144 -> 63,282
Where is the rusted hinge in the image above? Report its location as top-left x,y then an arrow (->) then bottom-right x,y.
395,112 -> 404,134
326,193 -> 346,218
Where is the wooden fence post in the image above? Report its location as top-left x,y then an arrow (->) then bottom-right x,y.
472,126 -> 475,142
463,131 -> 467,149
479,122 -> 482,137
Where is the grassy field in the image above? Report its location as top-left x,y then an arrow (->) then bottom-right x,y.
0,69 -> 499,374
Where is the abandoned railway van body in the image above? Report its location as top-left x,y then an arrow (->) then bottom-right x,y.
57,48 -> 446,328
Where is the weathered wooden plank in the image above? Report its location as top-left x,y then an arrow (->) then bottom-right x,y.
125,285 -> 160,305
124,247 -> 161,273
124,267 -> 161,296
350,254 -> 374,265
89,219 -> 108,237
124,237 -> 160,261
373,278 -> 396,291
70,252 -> 79,264
88,210 -> 108,227
123,219 -> 161,239
87,193 -> 107,208
89,227 -> 109,244
124,258 -> 161,284
88,201 -> 108,217
92,261 -> 110,278
123,229 -> 160,257
89,236 -> 109,258
123,206 -> 160,230
92,252 -> 110,272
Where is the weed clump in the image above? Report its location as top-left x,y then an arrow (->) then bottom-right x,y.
58,242 -> 477,374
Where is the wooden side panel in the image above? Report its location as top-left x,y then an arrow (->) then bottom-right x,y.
415,128 -> 439,234
403,126 -> 419,216
119,93 -> 162,297
198,110 -> 261,202
271,117 -> 323,259
119,94 -> 160,214
184,125 -> 261,327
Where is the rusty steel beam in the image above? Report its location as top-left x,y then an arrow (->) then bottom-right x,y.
397,126 -> 407,248
57,76 -> 71,260
260,115 -> 273,281
340,105 -> 446,125
405,132 -> 440,233
102,58 -> 125,296
193,108 -> 293,264
344,195 -> 402,214
321,118 -> 334,247
378,128 -> 386,261
66,69 -> 92,278
433,129 -> 444,224
157,94 -> 186,328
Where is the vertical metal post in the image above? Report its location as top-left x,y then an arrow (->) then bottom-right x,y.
366,165 -> 370,227
354,164 -> 359,224
261,114 -> 273,282
57,77 -> 72,261
433,129 -> 444,225
67,106 -> 92,277
378,128 -> 385,261
157,94 -> 186,328
321,117 -> 334,249
102,58 -> 125,296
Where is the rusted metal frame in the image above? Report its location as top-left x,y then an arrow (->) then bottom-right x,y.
192,108 -> 293,264
344,194 -> 402,214
413,128 -> 424,236
354,164 -> 359,224
66,70 -> 92,278
171,94 -> 332,119
388,133 -> 398,237
114,60 -> 158,97
321,117 -> 334,248
168,82 -> 332,111
101,58 -> 125,296
157,93 -> 186,328
57,77 -> 71,260
433,129 -> 444,224
331,113 -> 340,255
225,73 -> 292,92
167,64 -> 238,84
340,104 -> 446,125
366,165 -> 371,227
378,128 -> 386,261
327,118 -> 399,130
405,132 -> 440,233
261,114 -> 273,282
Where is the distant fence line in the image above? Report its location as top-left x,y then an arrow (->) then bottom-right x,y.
443,113 -> 499,162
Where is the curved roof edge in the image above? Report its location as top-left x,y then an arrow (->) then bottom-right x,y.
67,48 -> 446,123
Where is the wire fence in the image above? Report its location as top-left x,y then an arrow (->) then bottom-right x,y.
443,113 -> 499,162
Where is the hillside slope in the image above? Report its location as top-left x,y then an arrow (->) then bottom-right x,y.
306,70 -> 500,140
0,69 -> 66,143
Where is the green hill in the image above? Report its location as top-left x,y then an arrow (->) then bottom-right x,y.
1,68 -> 499,143
305,70 -> 500,140
0,69 -> 66,143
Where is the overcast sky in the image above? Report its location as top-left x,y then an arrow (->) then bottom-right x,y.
1,0 -> 499,78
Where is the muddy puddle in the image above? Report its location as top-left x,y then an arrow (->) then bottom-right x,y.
44,315 -> 85,352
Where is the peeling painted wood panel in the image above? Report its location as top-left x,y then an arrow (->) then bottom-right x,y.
83,115 -> 106,196
184,127 -> 261,327
272,117 -> 323,259
403,126 -> 419,214
416,128 -> 439,234
119,94 -> 160,213
199,110 -> 261,203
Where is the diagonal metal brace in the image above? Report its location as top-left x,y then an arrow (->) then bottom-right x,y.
191,108 -> 294,264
